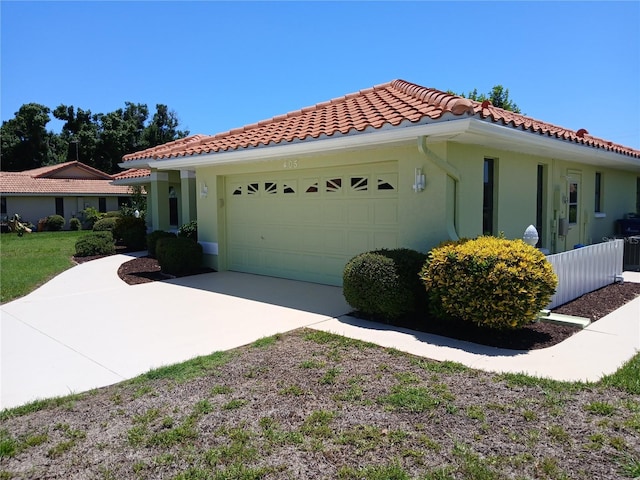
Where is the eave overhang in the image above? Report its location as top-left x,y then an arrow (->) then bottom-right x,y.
119,118 -> 640,173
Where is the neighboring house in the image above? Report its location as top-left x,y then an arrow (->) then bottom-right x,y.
119,79 -> 640,286
0,161 -> 137,228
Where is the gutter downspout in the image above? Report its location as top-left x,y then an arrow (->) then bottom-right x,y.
418,136 -> 461,241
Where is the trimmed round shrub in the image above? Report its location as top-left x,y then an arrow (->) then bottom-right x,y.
69,218 -> 82,231
343,248 -> 428,320
177,220 -> 198,241
75,232 -> 115,257
93,217 -> 118,232
146,230 -> 177,258
113,216 -> 147,251
45,215 -> 65,231
421,236 -> 557,329
104,211 -> 122,218
156,237 -> 203,275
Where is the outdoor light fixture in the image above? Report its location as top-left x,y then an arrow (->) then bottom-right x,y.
200,182 -> 208,198
413,167 -> 425,193
523,225 -> 539,246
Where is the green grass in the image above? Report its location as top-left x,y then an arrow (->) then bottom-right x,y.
0,230 -> 90,303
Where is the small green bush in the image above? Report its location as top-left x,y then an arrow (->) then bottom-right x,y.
421,236 -> 557,329
104,211 -> 121,218
147,230 -> 177,258
93,217 -> 118,232
113,216 -> 147,251
45,215 -> 65,231
156,237 -> 203,275
177,220 -> 198,241
343,248 -> 428,320
81,207 -> 102,230
69,218 -> 82,231
75,232 -> 115,257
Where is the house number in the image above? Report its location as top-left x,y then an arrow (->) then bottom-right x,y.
283,159 -> 298,169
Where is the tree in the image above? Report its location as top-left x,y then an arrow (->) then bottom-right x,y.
53,105 -> 99,164
451,85 -> 522,113
143,104 -> 189,147
3,102 -> 189,173
0,103 -> 62,171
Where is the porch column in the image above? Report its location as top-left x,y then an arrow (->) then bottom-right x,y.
180,170 -> 197,225
149,171 -> 170,231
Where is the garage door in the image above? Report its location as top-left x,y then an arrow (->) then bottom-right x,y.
225,162 -> 399,285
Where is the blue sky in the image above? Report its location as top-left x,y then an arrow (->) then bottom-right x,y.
2,1 -> 639,150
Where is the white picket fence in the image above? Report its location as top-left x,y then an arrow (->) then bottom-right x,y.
546,239 -> 624,309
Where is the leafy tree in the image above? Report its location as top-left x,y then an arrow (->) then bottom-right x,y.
53,105 -> 99,163
0,103 -> 63,171
3,101 -> 189,173
143,104 -> 189,147
450,85 -> 522,113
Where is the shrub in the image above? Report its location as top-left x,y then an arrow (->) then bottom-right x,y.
421,236 -> 557,329
177,220 -> 198,241
343,248 -> 428,320
81,207 -> 102,229
69,218 -> 82,231
156,237 -> 203,275
112,216 -> 147,251
147,230 -> 177,258
104,211 -> 121,218
45,215 -> 65,231
75,232 -> 115,257
93,217 -> 118,232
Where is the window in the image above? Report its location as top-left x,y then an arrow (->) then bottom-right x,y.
594,172 -> 603,213
636,177 -> 640,214
98,197 -> 106,213
536,165 -> 546,247
55,198 -> 64,217
1,197 -> 6,216
568,181 -> 579,224
482,158 -> 495,235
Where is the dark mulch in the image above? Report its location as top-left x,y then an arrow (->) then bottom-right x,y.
75,253 -> 640,351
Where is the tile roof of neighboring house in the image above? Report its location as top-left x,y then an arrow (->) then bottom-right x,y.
0,161 -> 133,195
122,79 -> 640,162
25,161 -> 113,179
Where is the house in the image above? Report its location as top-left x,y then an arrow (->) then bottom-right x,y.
0,161 -> 139,228
119,79 -> 640,286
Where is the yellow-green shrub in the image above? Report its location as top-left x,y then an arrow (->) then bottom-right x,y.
420,236 -> 557,329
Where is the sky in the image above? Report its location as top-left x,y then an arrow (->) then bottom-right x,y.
2,1 -> 639,151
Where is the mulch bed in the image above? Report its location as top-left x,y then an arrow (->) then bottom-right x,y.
75,253 -> 640,352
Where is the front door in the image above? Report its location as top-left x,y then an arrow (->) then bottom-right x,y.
565,171 -> 582,249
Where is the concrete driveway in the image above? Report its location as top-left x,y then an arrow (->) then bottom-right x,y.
1,254 -> 351,410
2,254 -> 639,410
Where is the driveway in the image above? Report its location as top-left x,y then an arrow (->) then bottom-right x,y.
1,254 -> 351,410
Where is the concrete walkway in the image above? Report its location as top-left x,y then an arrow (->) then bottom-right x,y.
1,254 -> 639,410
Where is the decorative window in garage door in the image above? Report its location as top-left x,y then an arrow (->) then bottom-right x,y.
325,178 -> 342,193
377,174 -> 397,191
265,182 -> 277,195
350,177 -> 368,192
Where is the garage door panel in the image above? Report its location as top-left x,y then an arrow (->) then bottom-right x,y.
226,162 -> 398,285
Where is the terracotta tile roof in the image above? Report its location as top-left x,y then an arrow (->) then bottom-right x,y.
25,161 -> 113,179
1,162 -> 133,195
112,168 -> 151,180
122,79 -> 640,162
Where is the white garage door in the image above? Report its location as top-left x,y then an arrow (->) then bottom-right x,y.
225,162 -> 399,285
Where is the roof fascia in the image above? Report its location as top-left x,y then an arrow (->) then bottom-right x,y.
134,120 -> 474,171
119,117 -> 640,172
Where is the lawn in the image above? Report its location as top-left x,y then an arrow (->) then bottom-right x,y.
1,330 -> 639,479
1,231 -> 639,478
0,230 -> 89,303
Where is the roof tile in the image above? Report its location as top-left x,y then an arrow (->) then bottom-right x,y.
122,79 -> 640,162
